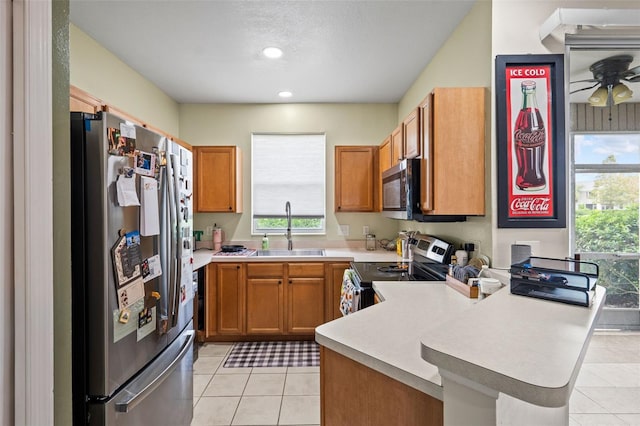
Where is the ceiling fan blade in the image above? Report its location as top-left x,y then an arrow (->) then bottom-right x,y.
570,78 -> 599,84
621,65 -> 640,82
570,83 -> 600,95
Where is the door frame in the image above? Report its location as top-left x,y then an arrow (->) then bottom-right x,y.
12,0 -> 54,424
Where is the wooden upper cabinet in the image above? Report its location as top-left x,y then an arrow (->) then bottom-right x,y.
403,107 -> 420,159
378,137 -> 392,212
335,146 -> 378,212
194,146 -> 243,213
421,87 -> 486,216
419,94 -> 434,212
379,136 -> 392,174
390,124 -> 404,166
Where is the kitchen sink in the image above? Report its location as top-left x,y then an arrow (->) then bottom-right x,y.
255,249 -> 325,257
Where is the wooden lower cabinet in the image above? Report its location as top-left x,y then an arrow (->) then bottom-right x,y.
320,347 -> 443,426
287,277 -> 325,334
287,262 -> 325,334
205,261 -> 327,340
215,263 -> 245,335
326,262 -> 350,320
246,263 -> 285,335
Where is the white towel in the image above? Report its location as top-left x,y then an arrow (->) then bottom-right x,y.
339,269 -> 361,316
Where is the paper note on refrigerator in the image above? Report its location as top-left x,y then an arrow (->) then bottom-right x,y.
117,276 -> 145,311
140,176 -> 160,235
116,174 -> 140,206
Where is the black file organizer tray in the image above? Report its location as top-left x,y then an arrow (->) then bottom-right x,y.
509,256 -> 599,307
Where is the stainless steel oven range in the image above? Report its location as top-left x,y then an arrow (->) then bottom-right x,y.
349,234 -> 455,309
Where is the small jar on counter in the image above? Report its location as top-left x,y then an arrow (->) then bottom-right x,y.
366,234 -> 376,251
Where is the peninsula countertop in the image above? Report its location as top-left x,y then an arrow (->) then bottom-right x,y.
315,278 -> 606,409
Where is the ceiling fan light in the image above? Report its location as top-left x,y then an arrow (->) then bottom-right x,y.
612,83 -> 633,105
588,87 -> 609,107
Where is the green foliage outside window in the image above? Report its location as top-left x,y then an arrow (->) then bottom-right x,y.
255,218 -> 323,231
575,206 -> 639,308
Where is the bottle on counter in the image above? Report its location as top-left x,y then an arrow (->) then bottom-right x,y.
262,234 -> 269,250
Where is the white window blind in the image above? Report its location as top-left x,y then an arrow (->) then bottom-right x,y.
252,133 -> 326,219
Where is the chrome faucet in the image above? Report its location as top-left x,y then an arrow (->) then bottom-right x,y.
285,201 -> 293,250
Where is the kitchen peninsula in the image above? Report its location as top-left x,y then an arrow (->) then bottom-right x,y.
315,278 -> 606,426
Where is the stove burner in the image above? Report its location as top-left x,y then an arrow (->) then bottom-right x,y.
376,265 -> 409,273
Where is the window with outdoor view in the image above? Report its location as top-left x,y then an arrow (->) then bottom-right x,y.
251,133 -> 326,235
573,133 -> 640,309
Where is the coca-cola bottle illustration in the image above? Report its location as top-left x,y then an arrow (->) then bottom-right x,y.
514,80 -> 546,191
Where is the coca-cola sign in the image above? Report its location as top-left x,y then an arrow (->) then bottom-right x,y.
496,54 -> 566,228
514,128 -> 545,148
510,197 -> 550,215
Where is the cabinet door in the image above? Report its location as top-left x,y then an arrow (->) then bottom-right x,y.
335,146 -> 377,212
204,263 -> 218,338
216,263 -> 245,335
391,124 -> 404,166
194,146 -> 243,213
379,136 -> 392,173
378,137 -> 392,212
246,278 -> 285,334
419,94 -> 434,212
326,262 -> 350,321
403,108 -> 420,159
287,277 -> 325,334
430,87 -> 485,215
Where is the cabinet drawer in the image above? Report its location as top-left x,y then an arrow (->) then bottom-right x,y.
247,263 -> 285,278
288,263 -> 325,278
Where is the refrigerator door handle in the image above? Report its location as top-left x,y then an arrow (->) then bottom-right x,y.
166,152 -> 179,327
170,153 -> 183,327
114,329 -> 195,413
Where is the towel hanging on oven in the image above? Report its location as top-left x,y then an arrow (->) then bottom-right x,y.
339,269 -> 361,316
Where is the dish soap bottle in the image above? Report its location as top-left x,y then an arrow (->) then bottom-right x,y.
261,234 -> 269,250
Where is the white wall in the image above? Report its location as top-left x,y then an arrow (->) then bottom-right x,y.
490,0 -> 640,267
395,1 -> 494,257
179,103 -> 400,246
70,24 -> 180,136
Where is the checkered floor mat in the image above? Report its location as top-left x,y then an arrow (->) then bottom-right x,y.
223,341 -> 320,368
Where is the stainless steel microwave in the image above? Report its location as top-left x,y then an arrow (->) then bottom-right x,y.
381,159 -> 421,220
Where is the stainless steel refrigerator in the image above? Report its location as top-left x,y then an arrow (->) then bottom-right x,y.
70,111 -> 195,425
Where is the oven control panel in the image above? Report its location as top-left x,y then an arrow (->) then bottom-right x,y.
412,234 -> 454,264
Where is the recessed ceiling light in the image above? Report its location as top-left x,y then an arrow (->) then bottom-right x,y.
262,47 -> 283,59
278,91 -> 292,98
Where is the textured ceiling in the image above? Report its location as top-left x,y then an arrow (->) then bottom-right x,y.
69,0 -> 476,104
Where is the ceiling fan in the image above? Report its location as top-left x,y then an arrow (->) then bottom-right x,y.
570,55 -> 640,107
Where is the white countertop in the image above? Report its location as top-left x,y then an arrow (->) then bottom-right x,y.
420,283 -> 606,407
191,247 -> 400,269
315,281 -> 476,400
315,278 -> 606,407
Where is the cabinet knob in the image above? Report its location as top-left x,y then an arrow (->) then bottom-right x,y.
288,280 -> 292,284
228,206 -> 232,211
278,280 -> 282,284
236,265 -> 240,270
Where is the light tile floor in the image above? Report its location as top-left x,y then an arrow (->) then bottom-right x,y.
192,342 -> 320,426
192,331 -> 640,425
